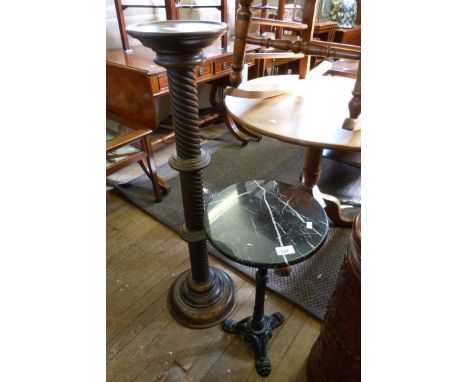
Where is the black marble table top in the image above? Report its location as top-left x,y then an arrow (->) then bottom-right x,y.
204,180 -> 329,268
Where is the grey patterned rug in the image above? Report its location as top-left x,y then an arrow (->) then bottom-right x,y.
116,133 -> 360,321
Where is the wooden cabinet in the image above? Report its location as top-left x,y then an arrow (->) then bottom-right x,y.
334,26 -> 361,46
107,44 -> 259,134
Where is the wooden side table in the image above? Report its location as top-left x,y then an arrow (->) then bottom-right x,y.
225,74 -> 361,227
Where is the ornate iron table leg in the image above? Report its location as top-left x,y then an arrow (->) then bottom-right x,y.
127,21 -> 237,328
223,267 -> 284,376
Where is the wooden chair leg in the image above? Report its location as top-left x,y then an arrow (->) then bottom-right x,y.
138,159 -> 170,196
141,135 -> 163,202
137,158 -> 151,178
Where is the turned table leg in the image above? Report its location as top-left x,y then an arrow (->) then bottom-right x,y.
301,146 -> 354,228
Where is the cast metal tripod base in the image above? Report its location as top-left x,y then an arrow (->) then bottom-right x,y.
223,312 -> 284,376
168,267 -> 237,329
221,266 -> 284,376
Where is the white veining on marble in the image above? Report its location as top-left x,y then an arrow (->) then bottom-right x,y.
254,180 -> 289,265
271,183 -> 328,227
205,180 -> 328,268
266,188 -> 327,236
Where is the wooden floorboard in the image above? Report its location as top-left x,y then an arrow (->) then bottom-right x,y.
107,191 -> 321,381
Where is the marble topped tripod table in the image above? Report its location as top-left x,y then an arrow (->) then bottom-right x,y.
225,74 -> 361,227
204,180 -> 328,376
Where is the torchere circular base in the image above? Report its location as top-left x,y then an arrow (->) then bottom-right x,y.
168,267 -> 237,328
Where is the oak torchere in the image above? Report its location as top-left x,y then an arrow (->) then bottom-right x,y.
126,20 -> 236,328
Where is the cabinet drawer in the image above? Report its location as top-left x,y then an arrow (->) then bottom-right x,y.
158,74 -> 169,91
214,58 -> 255,74
155,63 -> 211,93
149,75 -> 160,94
194,62 -> 212,78
214,58 -> 233,74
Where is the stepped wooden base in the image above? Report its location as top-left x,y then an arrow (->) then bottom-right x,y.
168,267 -> 237,328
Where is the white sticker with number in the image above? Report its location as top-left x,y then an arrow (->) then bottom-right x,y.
275,245 -> 295,256
306,222 -> 313,229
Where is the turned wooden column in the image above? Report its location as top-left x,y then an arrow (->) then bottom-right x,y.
307,212 -> 361,381
230,0 -> 254,88
343,59 -> 361,131
127,21 -> 237,328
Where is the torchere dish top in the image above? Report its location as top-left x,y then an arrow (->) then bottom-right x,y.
126,20 -> 228,37
126,21 -> 228,67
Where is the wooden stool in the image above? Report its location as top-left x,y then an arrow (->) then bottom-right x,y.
307,212 -> 361,381
204,180 -> 329,376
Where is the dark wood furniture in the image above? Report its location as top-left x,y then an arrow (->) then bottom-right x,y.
230,0 -> 361,129
107,42 -> 258,146
332,0 -> 361,46
113,0 -> 229,51
326,58 -> 359,78
106,129 -> 167,201
235,1 -> 339,76
311,20 -> 339,68
111,0 -> 262,144
314,20 -> 338,42
126,20 -> 237,329
323,58 -> 361,166
307,212 -> 361,381
334,25 -> 361,46
242,0 -> 317,79
204,180 -> 328,376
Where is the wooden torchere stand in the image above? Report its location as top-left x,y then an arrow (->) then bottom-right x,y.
127,20 -> 237,328
307,212 -> 361,381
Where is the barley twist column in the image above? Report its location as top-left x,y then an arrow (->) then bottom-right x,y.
127,21 -> 236,328
167,69 -> 210,283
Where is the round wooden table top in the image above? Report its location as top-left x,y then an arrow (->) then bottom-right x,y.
225,74 -> 361,151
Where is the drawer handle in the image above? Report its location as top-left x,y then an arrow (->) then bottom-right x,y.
222,62 -> 228,70
198,67 -> 205,76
